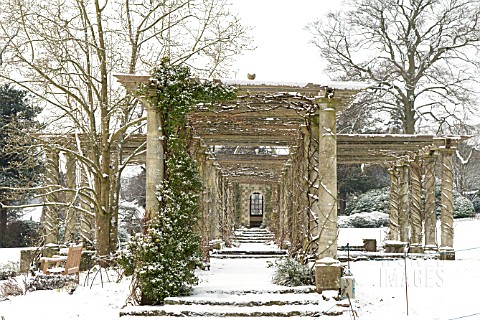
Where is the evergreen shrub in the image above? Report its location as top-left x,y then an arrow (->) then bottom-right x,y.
118,59 -> 235,305
271,258 -> 313,287
345,187 -> 389,215
453,195 -> 475,218
339,211 -> 389,228
472,197 -> 480,213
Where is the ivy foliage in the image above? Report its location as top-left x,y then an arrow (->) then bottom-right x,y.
120,60 -> 236,305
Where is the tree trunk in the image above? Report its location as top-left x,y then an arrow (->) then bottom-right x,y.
96,205 -> 111,257
0,205 -> 7,247
403,90 -> 416,134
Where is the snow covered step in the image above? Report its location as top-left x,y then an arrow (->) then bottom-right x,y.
234,234 -> 274,239
192,286 -> 317,295
210,254 -> 285,259
164,293 -> 322,306
234,239 -> 274,243
120,303 -> 325,317
235,231 -> 273,235
213,250 -> 286,255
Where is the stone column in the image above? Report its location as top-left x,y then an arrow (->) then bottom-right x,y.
398,161 -> 410,243
315,102 -> 341,293
439,145 -> 455,260
64,154 -> 77,243
410,155 -> 423,253
43,149 -> 60,244
195,144 -> 209,261
226,182 -> 235,244
209,162 -> 221,239
387,166 -> 400,241
144,100 -> 164,224
424,150 -> 437,252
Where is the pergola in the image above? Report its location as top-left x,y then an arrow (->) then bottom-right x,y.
115,75 -> 464,291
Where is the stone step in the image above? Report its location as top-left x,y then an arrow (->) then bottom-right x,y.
120,303 -> 327,317
235,230 -> 273,234
234,239 -> 274,243
234,235 -> 274,239
234,234 -> 274,239
210,254 -> 286,259
235,229 -> 273,234
192,286 -> 317,295
213,250 -> 287,255
164,293 -> 322,306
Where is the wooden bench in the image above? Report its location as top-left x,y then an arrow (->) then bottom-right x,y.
40,244 -> 83,283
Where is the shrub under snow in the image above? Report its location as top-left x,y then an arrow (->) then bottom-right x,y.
270,258 -> 313,287
345,187 -> 389,215
473,197 -> 480,213
453,195 -> 475,218
339,211 -> 389,228
0,262 -> 18,280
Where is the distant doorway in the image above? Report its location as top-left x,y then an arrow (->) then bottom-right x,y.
249,192 -> 263,227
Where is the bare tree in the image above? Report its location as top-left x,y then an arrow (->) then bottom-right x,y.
307,0 -> 480,134
0,0 -> 251,255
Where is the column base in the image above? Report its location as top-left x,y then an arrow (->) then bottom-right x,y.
439,248 -> 455,260
409,243 -> 424,253
384,240 -> 408,253
424,244 -> 438,253
315,258 -> 341,293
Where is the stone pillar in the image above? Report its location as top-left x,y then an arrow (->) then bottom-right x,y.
315,102 -> 339,293
410,155 -> 423,253
144,100 -> 164,224
209,163 -> 221,239
439,145 -> 455,260
64,154 -> 77,243
43,149 -> 60,244
398,162 -> 410,243
317,104 -> 338,260
226,182 -> 234,244
387,166 -> 400,241
424,150 -> 437,252
195,144 -> 209,260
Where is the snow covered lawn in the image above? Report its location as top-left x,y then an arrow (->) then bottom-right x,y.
1,218 -> 479,319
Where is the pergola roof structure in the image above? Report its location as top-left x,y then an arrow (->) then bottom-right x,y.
114,75 -> 463,183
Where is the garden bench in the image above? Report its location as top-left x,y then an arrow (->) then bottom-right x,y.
40,244 -> 83,283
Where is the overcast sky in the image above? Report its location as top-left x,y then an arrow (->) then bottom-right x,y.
229,0 -> 343,84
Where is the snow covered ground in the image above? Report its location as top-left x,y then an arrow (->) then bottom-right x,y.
1,218 -> 479,319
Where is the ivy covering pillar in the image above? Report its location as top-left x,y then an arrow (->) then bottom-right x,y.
398,161 -> 410,243
424,149 -> 437,252
439,142 -> 455,260
410,155 -> 423,253
387,166 -> 400,241
315,102 -> 340,293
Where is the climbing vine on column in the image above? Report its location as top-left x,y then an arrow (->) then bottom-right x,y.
120,59 -> 236,305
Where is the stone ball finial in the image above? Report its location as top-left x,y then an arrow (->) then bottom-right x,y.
247,73 -> 256,80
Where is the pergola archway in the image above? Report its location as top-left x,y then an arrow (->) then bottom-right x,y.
114,75 -> 466,291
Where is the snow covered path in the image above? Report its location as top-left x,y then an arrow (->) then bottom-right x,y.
1,219 -> 480,319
